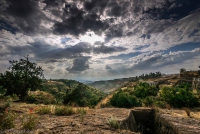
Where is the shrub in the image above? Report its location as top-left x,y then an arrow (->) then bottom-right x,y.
21,114 -> 38,130
76,108 -> 87,122
76,108 -> 87,115
0,86 -> 6,95
132,82 -> 159,98
160,85 -> 199,108
143,97 -> 154,107
11,94 -> 19,101
4,95 -> 12,102
37,106 -> 52,115
154,101 -> 167,108
0,108 -> 17,130
110,91 -> 142,108
25,90 -> 56,104
54,106 -> 75,116
107,116 -> 120,129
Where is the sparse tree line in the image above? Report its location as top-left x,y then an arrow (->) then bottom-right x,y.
129,71 -> 162,82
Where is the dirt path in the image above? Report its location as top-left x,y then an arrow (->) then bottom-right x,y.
95,91 -> 115,109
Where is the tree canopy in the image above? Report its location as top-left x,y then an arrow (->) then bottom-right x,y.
0,56 -> 44,100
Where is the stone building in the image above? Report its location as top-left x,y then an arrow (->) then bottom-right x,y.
192,77 -> 200,94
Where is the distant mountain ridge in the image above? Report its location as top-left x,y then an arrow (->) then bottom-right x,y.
87,77 -> 136,93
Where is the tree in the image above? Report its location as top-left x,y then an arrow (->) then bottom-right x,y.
180,68 -> 186,73
0,55 -> 44,100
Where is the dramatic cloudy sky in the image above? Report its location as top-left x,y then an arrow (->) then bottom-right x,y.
0,0 -> 200,81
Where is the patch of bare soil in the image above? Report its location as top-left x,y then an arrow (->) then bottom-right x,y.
0,103 -> 137,134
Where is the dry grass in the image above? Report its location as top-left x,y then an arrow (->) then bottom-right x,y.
158,107 -> 200,120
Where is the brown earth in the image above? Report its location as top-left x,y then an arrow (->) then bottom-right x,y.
1,101 -> 200,134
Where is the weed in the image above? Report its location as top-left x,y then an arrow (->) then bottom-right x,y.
76,108 -> 87,114
107,116 -> 120,129
37,106 -> 51,115
21,114 -> 38,130
76,108 -> 87,122
4,95 -> 12,102
0,107 -> 17,130
54,106 -> 75,116
11,94 -> 19,101
21,108 -> 38,130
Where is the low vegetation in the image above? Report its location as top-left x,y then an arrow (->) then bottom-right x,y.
64,83 -> 106,107
109,82 -> 199,108
36,106 -> 52,115
54,106 -> 75,116
0,108 -> 17,130
107,116 -> 120,129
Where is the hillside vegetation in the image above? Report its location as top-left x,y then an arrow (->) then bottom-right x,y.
30,79 -> 106,107
107,75 -> 200,108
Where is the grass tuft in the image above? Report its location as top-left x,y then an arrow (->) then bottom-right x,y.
54,106 -> 75,116
37,106 -> 52,115
0,107 -> 17,130
107,116 -> 120,129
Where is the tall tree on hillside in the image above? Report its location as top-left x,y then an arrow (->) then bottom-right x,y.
0,55 -> 44,100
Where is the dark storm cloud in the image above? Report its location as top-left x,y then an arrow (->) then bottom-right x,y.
0,20 -> 18,34
53,3 -> 109,36
93,44 -> 127,54
37,42 -> 91,60
83,0 -> 108,14
0,0 -> 50,34
2,40 -> 57,57
0,0 -> 198,38
37,41 -> 127,60
66,56 -> 90,73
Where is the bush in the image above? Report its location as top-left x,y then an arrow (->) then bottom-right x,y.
54,106 -> 75,116
11,94 -> 19,101
4,95 -> 12,102
25,90 -> 56,104
37,106 -> 52,115
107,116 -> 120,129
110,91 -> 142,108
160,85 -> 199,108
154,101 -> 167,108
76,108 -> 87,114
0,108 -> 17,130
143,97 -> 154,107
132,82 -> 159,98
0,86 -> 6,95
21,114 -> 38,130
